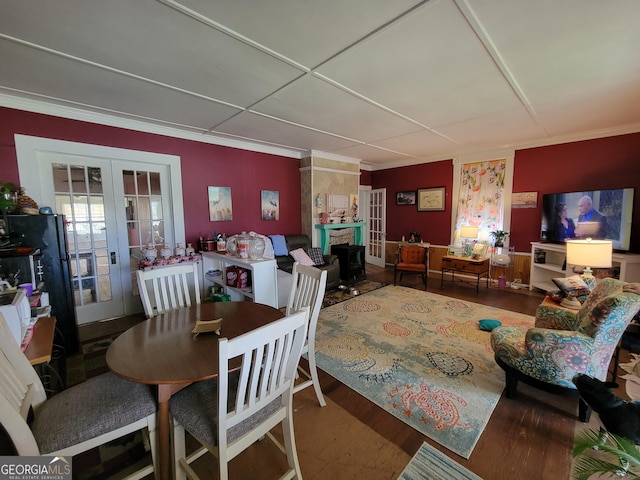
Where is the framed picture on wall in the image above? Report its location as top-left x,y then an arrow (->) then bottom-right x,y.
396,191 -> 416,205
417,187 -> 445,211
208,186 -> 233,221
261,190 -> 279,221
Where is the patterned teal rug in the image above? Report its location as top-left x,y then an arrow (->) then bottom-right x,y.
399,442 -> 483,480
315,285 -> 535,458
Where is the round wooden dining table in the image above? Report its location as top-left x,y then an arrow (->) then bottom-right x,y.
106,301 -> 285,480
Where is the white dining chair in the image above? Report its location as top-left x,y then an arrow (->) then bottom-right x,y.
0,313 -> 158,479
136,261 -> 201,317
286,262 -> 328,407
169,309 -> 309,480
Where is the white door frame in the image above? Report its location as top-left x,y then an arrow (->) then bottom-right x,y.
365,187 -> 386,267
14,134 -> 185,321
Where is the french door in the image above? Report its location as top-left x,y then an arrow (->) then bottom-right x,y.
366,188 -> 386,267
15,135 -> 184,324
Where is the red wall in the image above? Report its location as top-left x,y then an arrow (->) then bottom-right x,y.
368,132 -> 640,253
370,160 -> 453,245
512,133 -> 640,252
0,107 -> 302,246
3,107 -> 640,254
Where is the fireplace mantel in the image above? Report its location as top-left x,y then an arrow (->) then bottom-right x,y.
315,222 -> 366,254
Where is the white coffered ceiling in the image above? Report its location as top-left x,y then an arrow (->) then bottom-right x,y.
1,0 -> 639,169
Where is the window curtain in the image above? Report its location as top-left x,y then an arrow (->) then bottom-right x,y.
454,159 -> 506,243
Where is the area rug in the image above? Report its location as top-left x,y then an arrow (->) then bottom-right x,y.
314,285 -> 535,458
322,280 -> 385,308
398,442 -> 483,480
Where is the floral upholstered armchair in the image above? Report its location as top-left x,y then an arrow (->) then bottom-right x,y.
490,278 -> 640,421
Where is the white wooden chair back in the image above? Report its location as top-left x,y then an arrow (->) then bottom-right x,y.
0,316 -> 158,477
136,262 -> 201,317
285,262 -> 328,406
0,312 -> 49,454
218,309 -> 308,475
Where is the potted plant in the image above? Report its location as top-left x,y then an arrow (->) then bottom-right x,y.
573,428 -> 640,479
489,230 -> 509,247
0,181 -> 18,212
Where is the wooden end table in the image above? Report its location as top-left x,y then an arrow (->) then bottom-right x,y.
440,255 -> 490,293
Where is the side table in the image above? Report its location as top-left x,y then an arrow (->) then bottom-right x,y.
440,255 -> 490,293
331,244 -> 366,283
24,316 -> 63,394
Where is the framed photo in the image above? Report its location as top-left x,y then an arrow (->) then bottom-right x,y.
208,186 -> 233,221
471,243 -> 488,260
417,187 -> 445,211
261,190 -> 279,221
512,191 -> 538,209
396,191 -> 416,205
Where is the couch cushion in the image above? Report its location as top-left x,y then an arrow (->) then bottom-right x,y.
269,235 -> 288,256
306,247 -> 325,266
290,248 -> 315,266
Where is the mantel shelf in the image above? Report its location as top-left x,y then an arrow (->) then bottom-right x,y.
315,222 -> 366,254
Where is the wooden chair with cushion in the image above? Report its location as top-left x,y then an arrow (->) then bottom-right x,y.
169,309 -> 309,480
394,244 -> 429,289
0,312 -> 157,478
136,262 -> 201,317
287,262 -> 328,407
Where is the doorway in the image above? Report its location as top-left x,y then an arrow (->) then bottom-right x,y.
365,188 -> 386,267
15,135 -> 184,324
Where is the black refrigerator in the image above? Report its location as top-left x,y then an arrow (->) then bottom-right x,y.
3,214 -> 79,356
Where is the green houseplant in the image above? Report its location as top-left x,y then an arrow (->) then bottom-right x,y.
573,428 -> 640,479
0,181 -> 18,212
489,230 -> 509,247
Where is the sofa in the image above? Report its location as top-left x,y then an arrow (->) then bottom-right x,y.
270,234 -> 341,291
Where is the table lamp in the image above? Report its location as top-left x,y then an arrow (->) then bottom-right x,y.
460,225 -> 479,256
566,239 -> 613,278
563,238 -> 612,307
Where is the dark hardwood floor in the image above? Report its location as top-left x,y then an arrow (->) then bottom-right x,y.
78,264 -> 625,479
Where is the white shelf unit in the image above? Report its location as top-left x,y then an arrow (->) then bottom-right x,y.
201,252 -> 278,308
530,242 -> 640,292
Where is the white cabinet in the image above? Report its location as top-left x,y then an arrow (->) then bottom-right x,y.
201,252 -> 278,308
530,242 -> 640,292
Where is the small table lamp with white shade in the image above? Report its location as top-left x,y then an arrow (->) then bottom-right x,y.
566,239 -> 613,279
460,225 -> 479,257
563,238 -> 613,307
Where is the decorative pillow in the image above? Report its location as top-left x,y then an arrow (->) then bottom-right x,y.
306,247 -> 325,266
289,248 -> 315,266
552,275 -> 591,298
269,235 -> 288,256
478,319 -> 502,331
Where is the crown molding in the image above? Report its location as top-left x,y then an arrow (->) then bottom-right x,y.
0,92 -> 305,160
309,150 -> 362,165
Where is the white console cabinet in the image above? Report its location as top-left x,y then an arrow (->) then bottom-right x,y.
530,242 -> 640,292
201,252 -> 278,307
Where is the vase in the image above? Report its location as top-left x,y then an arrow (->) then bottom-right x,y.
185,243 -> 195,256
160,244 -> 172,259
236,232 -> 250,259
249,235 -> 265,259
175,243 -> 185,257
142,244 -> 157,262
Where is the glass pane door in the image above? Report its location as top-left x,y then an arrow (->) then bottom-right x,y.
366,188 -> 386,267
50,161 -> 123,323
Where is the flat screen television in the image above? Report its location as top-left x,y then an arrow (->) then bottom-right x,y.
541,188 -> 634,251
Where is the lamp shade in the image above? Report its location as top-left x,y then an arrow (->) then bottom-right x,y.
566,239 -> 612,268
460,225 -> 479,239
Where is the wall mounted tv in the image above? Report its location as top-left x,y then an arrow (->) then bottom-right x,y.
541,188 -> 634,251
